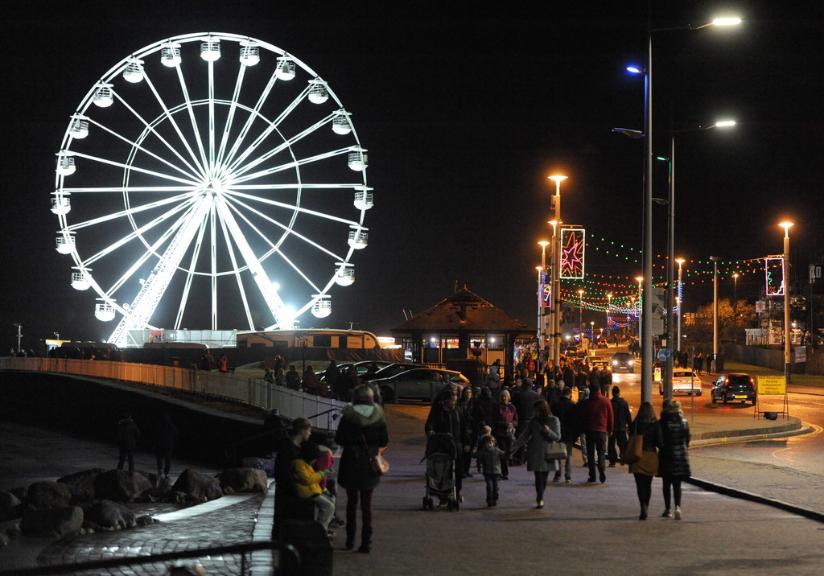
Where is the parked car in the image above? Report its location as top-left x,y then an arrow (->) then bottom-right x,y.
372,368 -> 469,403
659,369 -> 702,396
711,372 -> 756,405
610,352 -> 635,373
361,362 -> 425,381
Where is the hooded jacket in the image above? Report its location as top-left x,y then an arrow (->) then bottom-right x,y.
335,403 -> 389,490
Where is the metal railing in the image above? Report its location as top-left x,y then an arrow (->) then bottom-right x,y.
0,540 -> 299,576
0,357 -> 345,430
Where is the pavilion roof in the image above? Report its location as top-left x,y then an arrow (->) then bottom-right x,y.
392,285 -> 528,334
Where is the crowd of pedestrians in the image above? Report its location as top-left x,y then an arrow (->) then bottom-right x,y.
422,355 -> 692,520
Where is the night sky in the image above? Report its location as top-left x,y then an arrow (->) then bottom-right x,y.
1,0 -> 822,351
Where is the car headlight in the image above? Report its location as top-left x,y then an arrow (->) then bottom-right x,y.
612,360 -> 618,366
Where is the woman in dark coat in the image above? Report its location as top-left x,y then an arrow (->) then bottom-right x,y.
493,389 -> 518,480
514,400 -> 561,508
335,385 -> 389,553
658,400 -> 691,520
458,386 -> 476,477
628,401 -> 662,520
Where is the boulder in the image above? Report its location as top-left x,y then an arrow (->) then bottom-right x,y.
218,468 -> 268,494
9,486 -> 27,502
172,469 -> 222,503
21,506 -> 83,537
94,470 -> 153,502
58,468 -> 105,503
0,491 -> 22,520
27,481 -> 72,509
0,532 -> 8,548
83,500 -> 135,531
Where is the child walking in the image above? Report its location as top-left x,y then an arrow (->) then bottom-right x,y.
476,435 -> 504,507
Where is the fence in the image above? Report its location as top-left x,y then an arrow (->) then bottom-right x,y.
0,357 -> 345,430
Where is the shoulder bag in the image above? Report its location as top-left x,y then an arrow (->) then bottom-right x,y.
362,433 -> 390,476
544,440 -> 567,461
623,433 -> 643,464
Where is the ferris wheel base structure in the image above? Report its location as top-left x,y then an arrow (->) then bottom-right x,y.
125,328 -> 239,349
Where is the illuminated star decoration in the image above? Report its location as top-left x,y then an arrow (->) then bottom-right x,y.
561,228 -> 585,279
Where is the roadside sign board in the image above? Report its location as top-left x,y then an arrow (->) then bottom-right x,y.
794,346 -> 807,363
654,366 -> 662,383
757,375 -> 787,395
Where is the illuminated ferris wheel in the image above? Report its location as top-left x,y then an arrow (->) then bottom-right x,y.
52,33 -> 372,347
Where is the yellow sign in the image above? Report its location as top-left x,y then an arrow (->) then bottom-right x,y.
654,367 -> 662,383
757,375 -> 787,395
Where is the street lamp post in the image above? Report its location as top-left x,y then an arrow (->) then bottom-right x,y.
577,288 -> 585,343
732,272 -> 739,343
635,276 -> 643,344
606,292 -> 613,332
547,220 -> 558,366
590,321 -> 595,343
676,258 -> 685,353
549,175 -> 568,365
537,241 -> 550,354
535,265 -> 544,346
780,221 -> 794,386
627,14 -> 742,403
711,256 -> 721,371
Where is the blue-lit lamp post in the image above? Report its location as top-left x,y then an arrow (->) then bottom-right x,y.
625,14 -> 742,403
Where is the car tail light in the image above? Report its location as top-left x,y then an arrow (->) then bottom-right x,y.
724,378 -> 730,388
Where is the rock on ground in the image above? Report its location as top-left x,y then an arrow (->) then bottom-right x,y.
26,481 -> 72,509
218,467 -> 268,494
93,470 -> 153,502
82,500 -> 136,531
21,506 -> 83,537
58,468 -> 105,503
172,469 -> 222,503
0,491 -> 22,520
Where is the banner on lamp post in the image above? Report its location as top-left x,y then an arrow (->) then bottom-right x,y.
765,256 -> 785,297
560,227 -> 585,280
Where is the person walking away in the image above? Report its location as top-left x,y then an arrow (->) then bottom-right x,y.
458,386 -> 476,478
285,365 -> 301,390
628,401 -> 662,520
694,351 -> 703,375
659,400 -> 691,520
425,392 -> 468,503
116,413 -> 141,474
326,360 -> 342,399
477,436 -> 504,506
513,400 -> 561,508
512,378 -> 539,465
487,358 -> 502,391
302,365 -> 323,396
335,385 -> 389,553
552,386 -> 577,483
493,389 -> 518,480
608,386 -> 632,467
576,386 -> 590,467
580,383 -> 614,483
154,411 -> 177,484
273,418 -> 312,538
705,352 -> 713,375
291,441 -> 336,534
274,356 -> 286,386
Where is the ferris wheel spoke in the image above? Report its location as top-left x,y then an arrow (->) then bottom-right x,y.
215,63 -> 247,170
220,68 -> 283,175
224,199 -> 322,293
215,197 -> 287,327
210,204 -> 217,330
223,194 -> 345,262
208,60 -> 216,172
62,186 -> 197,193
173,65 -> 211,176
230,113 -> 335,180
174,214 -> 209,330
86,117 -> 204,182
224,189 -> 359,226
82,197 -> 198,267
104,201 -> 202,298
223,86 -> 311,175
227,183 -> 368,191
70,151 -> 202,187
228,147 -> 353,186
215,205 -> 256,330
67,192 -> 195,232
113,90 -> 205,180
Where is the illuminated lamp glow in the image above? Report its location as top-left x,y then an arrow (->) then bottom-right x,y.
625,65 -> 643,75
711,16 -> 742,27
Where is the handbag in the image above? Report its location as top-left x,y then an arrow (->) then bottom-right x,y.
544,440 -> 567,461
362,433 -> 390,476
623,433 -> 643,464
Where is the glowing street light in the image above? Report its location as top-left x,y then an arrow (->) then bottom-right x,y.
548,175 -> 568,366
675,258 -> 686,352
780,221 -> 794,385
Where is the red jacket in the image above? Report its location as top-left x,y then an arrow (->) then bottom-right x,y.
581,391 -> 614,434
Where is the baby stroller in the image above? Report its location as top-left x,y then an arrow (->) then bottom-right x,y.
422,432 -> 459,511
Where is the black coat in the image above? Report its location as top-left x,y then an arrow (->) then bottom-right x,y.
611,397 -> 632,432
117,417 -> 140,450
562,367 -> 575,389
513,388 -> 539,428
553,396 -> 578,443
425,404 -> 469,448
335,404 -> 389,491
658,411 -> 691,477
473,396 -> 498,430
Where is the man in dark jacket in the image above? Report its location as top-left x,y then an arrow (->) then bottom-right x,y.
608,385 -> 632,467
562,362 -> 575,392
511,380 -> 539,464
580,383 -> 614,483
552,386 -> 577,483
425,393 -> 469,501
116,413 -> 141,474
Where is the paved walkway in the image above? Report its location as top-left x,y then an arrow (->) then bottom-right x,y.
333,406 -> 823,576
